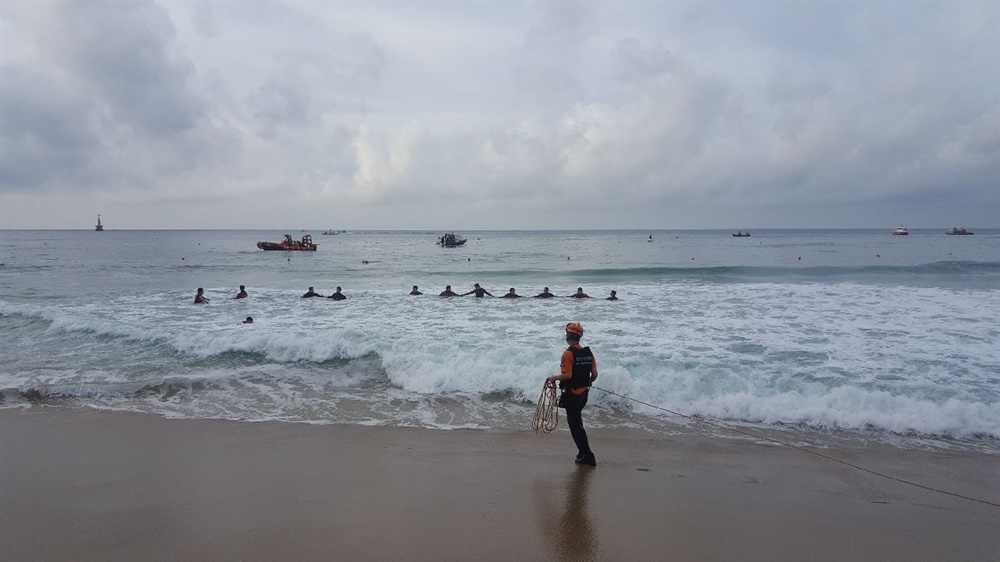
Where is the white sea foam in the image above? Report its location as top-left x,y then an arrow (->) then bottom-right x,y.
3,228 -> 999,440
2,277 -> 998,440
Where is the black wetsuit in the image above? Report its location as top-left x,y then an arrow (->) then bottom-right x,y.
560,345 -> 595,460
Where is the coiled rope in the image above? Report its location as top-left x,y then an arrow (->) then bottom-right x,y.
532,382 -> 559,433
591,386 -> 1000,509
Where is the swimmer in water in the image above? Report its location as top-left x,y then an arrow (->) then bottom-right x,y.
500,288 -> 522,298
462,283 -> 494,298
534,287 -> 555,299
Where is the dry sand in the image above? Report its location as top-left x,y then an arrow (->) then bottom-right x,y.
1,407 -> 997,562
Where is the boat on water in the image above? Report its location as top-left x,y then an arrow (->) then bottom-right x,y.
732,231 -> 751,237
946,227 -> 974,235
256,234 -> 318,251
321,229 -> 344,235
95,215 -> 104,231
437,232 -> 467,247
892,226 -> 909,236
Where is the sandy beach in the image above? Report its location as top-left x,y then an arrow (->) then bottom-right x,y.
1,407 -> 997,562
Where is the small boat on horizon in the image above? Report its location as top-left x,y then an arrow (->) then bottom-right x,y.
732,231 -> 751,237
892,226 -> 909,235
256,234 -> 318,251
437,232 -> 467,247
946,227 -> 974,235
321,229 -> 345,235
95,215 -> 104,231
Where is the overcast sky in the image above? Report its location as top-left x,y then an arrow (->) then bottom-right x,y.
1,1 -> 997,230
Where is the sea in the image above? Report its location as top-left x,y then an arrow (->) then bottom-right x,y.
1,229 -> 998,451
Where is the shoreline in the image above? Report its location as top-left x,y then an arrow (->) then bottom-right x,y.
1,407 -> 998,561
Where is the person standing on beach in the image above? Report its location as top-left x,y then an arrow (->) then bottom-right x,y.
545,322 -> 598,466
235,285 -> 248,299
194,288 -> 209,304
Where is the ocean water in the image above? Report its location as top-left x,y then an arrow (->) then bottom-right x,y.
1,229 -> 998,449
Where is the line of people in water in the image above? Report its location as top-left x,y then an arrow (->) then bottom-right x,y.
426,284 -> 617,300
195,284 -> 619,303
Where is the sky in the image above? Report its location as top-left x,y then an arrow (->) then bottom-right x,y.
1,1 -> 997,230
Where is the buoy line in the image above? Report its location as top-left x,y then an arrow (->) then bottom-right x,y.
532,382 -> 559,433
590,386 -> 1000,509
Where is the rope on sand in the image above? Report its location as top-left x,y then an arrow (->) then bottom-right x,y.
532,382 -> 559,433
591,386 -> 1000,509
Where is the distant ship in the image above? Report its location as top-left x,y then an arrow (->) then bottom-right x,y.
892,225 -> 909,235
256,234 -> 318,251
95,214 -> 104,231
437,232 -> 467,247
946,227 -> 973,235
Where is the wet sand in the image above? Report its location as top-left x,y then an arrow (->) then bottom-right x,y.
1,407 -> 997,562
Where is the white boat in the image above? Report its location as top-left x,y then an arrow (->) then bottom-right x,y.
891,226 -> 909,235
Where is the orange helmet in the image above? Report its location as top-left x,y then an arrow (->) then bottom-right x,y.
565,322 -> 584,337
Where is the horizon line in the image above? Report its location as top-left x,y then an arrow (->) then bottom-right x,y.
1,227 -> 995,232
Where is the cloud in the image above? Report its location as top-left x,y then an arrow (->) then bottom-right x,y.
0,63 -> 102,190
0,1 -> 223,196
0,1 -> 996,229
247,31 -> 386,139
36,1 -> 205,135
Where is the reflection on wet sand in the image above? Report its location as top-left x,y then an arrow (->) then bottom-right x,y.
536,466 -> 599,562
